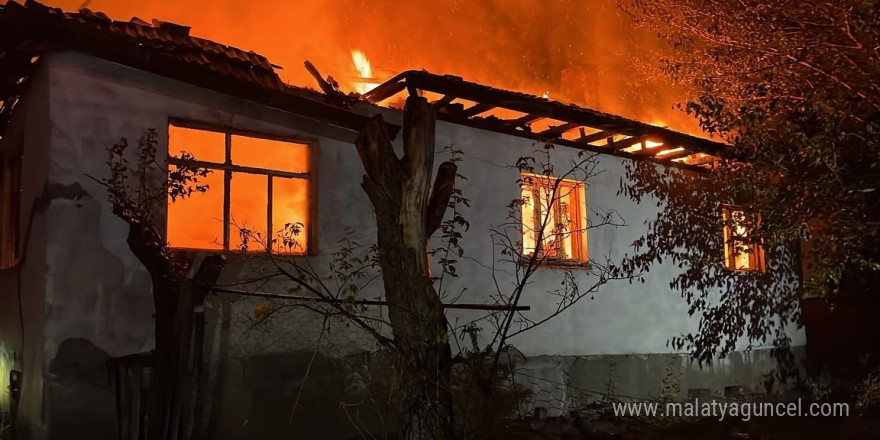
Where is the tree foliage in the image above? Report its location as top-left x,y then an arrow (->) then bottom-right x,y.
620,0 -> 880,362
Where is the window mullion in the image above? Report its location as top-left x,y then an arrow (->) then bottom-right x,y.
267,175 -> 273,254
554,187 -> 563,259
532,187 -> 542,256
223,133 -> 232,251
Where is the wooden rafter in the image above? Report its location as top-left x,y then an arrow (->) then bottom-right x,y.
432,94 -> 456,111
656,148 -> 693,161
610,136 -> 646,151
361,71 -> 726,169
509,113 -> 545,128
538,122 -> 581,138
458,102 -> 495,118
577,129 -> 613,145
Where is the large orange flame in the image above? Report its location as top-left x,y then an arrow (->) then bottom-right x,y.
351,50 -> 378,94
39,0 -> 707,136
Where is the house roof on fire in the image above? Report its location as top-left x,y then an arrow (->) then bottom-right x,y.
0,0 -> 385,137
0,0 -> 724,168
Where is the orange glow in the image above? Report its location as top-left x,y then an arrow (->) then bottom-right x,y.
231,135 -> 309,173
656,146 -> 685,156
521,174 -> 587,263
722,208 -> 764,272
351,50 -> 378,94
622,139 -> 665,153
229,172 -> 268,250
167,125 -> 310,253
39,0 -> 710,137
273,177 -> 310,253
167,166 -> 224,249
168,125 -> 225,163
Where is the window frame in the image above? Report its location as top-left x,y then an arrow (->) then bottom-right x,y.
520,172 -> 589,266
721,205 -> 765,272
166,120 -> 317,255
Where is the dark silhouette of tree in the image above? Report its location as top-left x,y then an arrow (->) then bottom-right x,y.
89,130 -> 225,440
620,0 -> 880,366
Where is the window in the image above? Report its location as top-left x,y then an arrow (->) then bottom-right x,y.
722,207 -> 764,272
167,124 -> 311,254
0,148 -> 21,269
520,173 -> 587,263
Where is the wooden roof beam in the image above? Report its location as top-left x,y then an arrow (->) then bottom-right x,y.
362,73 -> 407,103
458,102 -> 495,118
610,135 -> 647,151
578,129 -> 613,145
656,148 -> 694,161
397,70 -> 728,156
509,113 -> 545,128
538,122 -> 581,138
431,94 -> 456,111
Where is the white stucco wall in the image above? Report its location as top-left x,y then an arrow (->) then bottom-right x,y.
35,50 -> 804,367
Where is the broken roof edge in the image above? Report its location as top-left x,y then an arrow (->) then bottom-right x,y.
0,0 -> 400,139
363,70 -> 728,168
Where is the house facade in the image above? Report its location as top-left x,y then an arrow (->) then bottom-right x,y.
0,2 -> 805,439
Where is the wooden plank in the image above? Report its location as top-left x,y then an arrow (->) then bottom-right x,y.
656,148 -> 693,161
610,136 -> 646,151
431,94 -> 456,111
632,146 -> 667,156
400,70 -> 727,155
578,130 -> 613,145
433,111 -> 708,172
509,113 -> 545,127
537,122 -> 581,138
361,72 -> 408,103
458,102 -> 495,118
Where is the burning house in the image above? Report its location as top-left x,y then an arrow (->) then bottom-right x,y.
0,1 -> 805,439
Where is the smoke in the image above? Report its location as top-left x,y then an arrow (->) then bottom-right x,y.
40,0 -> 701,134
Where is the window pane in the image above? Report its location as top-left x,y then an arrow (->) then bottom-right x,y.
272,177 -> 309,254
230,172 -> 268,251
537,185 -> 558,258
167,167 -> 223,249
521,185 -> 537,256
558,184 -> 575,260
169,125 -> 226,163
723,208 -> 762,271
520,174 -> 586,262
232,135 -> 309,173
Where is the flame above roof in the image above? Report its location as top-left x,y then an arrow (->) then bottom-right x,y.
0,0 -> 723,168
0,0 -> 386,138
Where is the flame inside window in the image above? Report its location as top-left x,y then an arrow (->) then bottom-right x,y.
722,207 -> 764,271
167,125 -> 310,254
351,50 -> 378,94
520,174 -> 587,263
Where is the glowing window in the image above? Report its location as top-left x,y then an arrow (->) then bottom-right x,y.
722,207 -> 764,272
167,125 -> 310,254
520,173 -> 587,263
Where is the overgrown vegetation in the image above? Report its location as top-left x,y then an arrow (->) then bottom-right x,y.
620,0 -> 880,370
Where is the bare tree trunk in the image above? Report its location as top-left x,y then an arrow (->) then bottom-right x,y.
355,96 -> 457,440
121,214 -> 224,440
